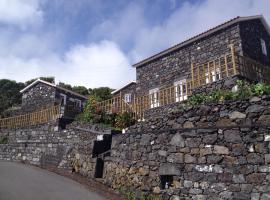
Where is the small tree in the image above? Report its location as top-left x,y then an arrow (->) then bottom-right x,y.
82,95 -> 101,123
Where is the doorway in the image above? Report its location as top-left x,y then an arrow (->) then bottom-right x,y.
94,158 -> 104,178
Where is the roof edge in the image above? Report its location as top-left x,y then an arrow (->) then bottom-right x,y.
111,81 -> 136,95
133,15 -> 268,68
20,79 -> 88,99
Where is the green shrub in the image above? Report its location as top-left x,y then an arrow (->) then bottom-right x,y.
187,81 -> 270,106
115,112 -> 135,129
251,83 -> 270,96
0,136 -> 8,144
81,95 -> 101,123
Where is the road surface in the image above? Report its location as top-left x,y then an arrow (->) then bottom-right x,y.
0,161 -> 106,200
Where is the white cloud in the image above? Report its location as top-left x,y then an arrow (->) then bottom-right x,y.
129,0 -> 270,62
0,40 -> 135,89
0,0 -> 270,90
63,40 -> 134,88
0,0 -> 43,27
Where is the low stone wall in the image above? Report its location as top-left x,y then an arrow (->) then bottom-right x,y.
0,123 -> 110,178
104,95 -> 270,199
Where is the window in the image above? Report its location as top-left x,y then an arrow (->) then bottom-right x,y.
75,99 -> 81,107
60,94 -> 67,106
174,79 -> 187,102
149,88 -> 159,108
205,68 -> 221,84
261,38 -> 267,55
124,93 -> 132,103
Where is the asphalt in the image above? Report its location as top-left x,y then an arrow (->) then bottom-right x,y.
0,161 -> 106,200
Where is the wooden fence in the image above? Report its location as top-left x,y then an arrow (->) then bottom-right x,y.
97,44 -> 270,120
0,105 -> 60,129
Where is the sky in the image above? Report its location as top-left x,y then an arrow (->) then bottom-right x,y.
0,0 -> 269,89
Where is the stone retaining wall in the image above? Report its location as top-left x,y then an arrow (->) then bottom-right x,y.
104,95 -> 270,199
0,123 -> 110,178
2,95 -> 270,199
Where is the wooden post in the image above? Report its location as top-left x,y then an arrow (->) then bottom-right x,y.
197,66 -> 200,87
224,55 -> 229,77
191,63 -> 195,88
230,44 -> 237,75
119,92 -> 122,113
207,62 -> 211,83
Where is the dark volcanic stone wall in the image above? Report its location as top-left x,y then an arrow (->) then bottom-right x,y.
104,95 -> 270,199
113,83 -> 137,101
136,24 -> 242,96
0,123 -> 110,178
21,82 -> 56,113
240,19 -> 270,66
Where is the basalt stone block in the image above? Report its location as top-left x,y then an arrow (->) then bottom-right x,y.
159,164 -> 180,176
184,154 -> 196,163
224,130 -> 242,143
170,133 -> 185,147
257,115 -> 270,125
246,173 -> 265,184
140,134 -> 151,145
233,192 -> 251,200
246,153 -> 264,164
264,154 -> 270,164
261,193 -> 270,200
203,134 -> 217,144
185,138 -> 201,148
207,155 -> 223,164
233,174 -> 245,183
229,111 -> 246,119
218,173 -> 232,182
246,105 -> 264,113
219,191 -> 233,199
231,144 -> 246,156
213,145 -> 229,155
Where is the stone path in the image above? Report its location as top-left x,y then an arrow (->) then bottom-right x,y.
0,161 -> 106,200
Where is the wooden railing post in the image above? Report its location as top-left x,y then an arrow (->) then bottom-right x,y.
191,63 -> 195,88
230,44 -> 237,75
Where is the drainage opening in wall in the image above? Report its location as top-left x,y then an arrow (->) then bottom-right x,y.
94,158 -> 104,178
160,175 -> 173,189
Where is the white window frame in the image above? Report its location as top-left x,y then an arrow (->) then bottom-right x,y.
75,99 -> 82,107
261,38 -> 267,56
174,79 -> 188,102
124,93 -> 132,103
149,88 -> 159,108
60,94 -> 67,105
205,68 -> 221,84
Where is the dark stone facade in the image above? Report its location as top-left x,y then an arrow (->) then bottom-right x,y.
135,23 -> 242,96
240,19 -> 270,66
21,82 -> 56,113
21,81 -> 87,115
135,18 -> 270,97
112,82 -> 137,103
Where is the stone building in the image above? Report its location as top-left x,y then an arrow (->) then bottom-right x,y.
111,81 -> 136,104
133,15 -> 270,105
20,79 -> 87,118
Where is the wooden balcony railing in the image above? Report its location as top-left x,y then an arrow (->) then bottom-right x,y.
0,105 -> 60,129
97,44 -> 270,120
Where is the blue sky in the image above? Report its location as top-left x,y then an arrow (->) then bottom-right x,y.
0,0 -> 269,89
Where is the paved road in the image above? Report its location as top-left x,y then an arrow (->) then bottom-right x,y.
0,161 -> 106,200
